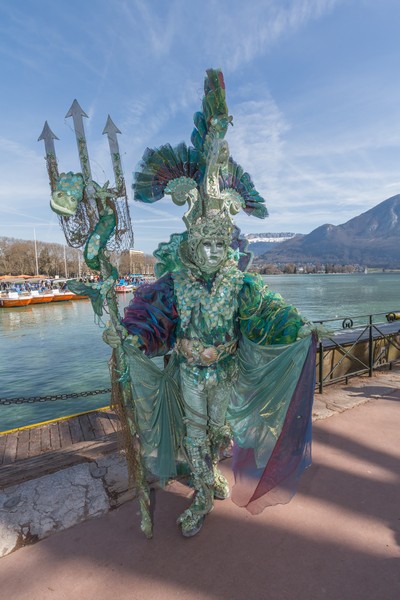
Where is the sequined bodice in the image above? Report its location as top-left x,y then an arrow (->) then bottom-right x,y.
173,264 -> 244,345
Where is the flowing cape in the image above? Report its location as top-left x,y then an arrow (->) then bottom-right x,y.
121,331 -> 316,511
228,333 -> 316,514
122,343 -> 185,484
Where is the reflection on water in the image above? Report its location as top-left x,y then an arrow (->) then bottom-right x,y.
1,301 -> 111,396
1,273 -> 400,430
0,299 -> 114,431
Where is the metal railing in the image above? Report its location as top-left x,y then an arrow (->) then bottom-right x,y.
313,311 -> 400,393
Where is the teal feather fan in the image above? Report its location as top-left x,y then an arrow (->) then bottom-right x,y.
134,142 -> 200,203
221,158 -> 268,219
133,68 -> 267,220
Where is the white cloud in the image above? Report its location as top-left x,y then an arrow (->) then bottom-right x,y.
126,0 -> 180,57
202,0 -> 340,71
228,94 -> 290,195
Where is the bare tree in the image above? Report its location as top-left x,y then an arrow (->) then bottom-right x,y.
0,236 -> 155,278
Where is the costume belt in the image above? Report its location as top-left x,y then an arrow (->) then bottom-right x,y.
175,337 -> 238,367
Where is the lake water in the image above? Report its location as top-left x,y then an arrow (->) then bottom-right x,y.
1,272 -> 400,431
263,272 -> 400,322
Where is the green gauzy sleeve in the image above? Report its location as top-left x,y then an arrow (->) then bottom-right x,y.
238,273 -> 306,346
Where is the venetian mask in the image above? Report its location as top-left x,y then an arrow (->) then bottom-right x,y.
192,237 -> 228,274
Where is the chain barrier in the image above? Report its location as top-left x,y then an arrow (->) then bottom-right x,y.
0,388 -> 111,406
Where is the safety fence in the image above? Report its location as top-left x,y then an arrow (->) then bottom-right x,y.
313,311 -> 400,393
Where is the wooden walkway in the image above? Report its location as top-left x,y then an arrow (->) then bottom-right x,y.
0,410 -> 121,488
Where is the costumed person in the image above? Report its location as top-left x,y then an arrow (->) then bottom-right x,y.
103,68 -> 318,537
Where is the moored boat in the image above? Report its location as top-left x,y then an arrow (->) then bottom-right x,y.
0,292 -> 32,307
115,284 -> 134,293
52,290 -> 75,302
29,290 -> 54,304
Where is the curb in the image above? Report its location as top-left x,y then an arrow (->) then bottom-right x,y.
0,453 -> 134,558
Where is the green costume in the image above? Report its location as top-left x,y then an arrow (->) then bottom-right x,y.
45,68 -> 316,539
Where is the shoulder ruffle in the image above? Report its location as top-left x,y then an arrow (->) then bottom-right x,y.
122,274 -> 178,357
239,274 -> 305,345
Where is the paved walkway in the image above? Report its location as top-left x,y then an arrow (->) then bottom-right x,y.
0,369 -> 399,600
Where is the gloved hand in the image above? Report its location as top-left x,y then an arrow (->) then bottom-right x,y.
102,322 -> 141,349
102,323 -> 124,348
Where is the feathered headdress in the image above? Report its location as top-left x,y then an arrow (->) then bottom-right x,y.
134,68 -> 267,217
133,68 -> 267,274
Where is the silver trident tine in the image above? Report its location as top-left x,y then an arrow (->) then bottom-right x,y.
38,121 -> 59,193
102,115 -> 126,197
65,99 -> 92,186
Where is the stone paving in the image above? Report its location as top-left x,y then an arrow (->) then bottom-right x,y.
313,365 -> 400,419
0,388 -> 399,600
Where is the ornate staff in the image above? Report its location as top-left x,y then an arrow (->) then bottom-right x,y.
38,104 -> 153,538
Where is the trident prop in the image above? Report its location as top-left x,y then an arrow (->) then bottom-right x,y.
38,103 -> 153,538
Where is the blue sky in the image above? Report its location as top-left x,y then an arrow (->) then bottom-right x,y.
1,0 -> 400,255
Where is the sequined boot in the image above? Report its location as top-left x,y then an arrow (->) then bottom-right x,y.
212,463 -> 230,500
210,425 -> 231,500
177,437 -> 214,537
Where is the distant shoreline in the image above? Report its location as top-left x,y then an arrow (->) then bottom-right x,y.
261,269 -> 400,275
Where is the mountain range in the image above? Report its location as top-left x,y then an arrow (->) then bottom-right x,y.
248,194 -> 400,268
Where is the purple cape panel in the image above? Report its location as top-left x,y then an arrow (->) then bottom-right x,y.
231,334 -> 317,514
122,274 -> 178,357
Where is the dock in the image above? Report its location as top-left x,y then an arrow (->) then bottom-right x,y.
0,410 -> 119,488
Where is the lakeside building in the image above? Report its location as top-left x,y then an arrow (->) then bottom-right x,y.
129,249 -> 154,275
